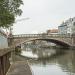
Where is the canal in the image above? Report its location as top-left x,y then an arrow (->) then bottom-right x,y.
14,45 -> 75,75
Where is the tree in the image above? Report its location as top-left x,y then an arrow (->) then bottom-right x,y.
0,0 -> 23,28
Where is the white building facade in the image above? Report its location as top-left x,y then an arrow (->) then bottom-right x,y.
58,17 -> 75,35
58,23 -> 67,34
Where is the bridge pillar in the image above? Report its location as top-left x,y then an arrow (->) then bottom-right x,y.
72,38 -> 75,47
70,34 -> 75,48
8,37 -> 14,47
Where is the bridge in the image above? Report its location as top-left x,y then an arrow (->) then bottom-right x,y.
8,34 -> 75,48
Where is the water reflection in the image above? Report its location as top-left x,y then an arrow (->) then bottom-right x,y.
16,44 -> 75,75
20,46 -> 61,59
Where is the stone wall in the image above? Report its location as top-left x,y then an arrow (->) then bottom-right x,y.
0,49 -> 11,75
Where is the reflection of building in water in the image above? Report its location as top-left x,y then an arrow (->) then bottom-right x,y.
21,46 -> 56,59
29,50 -> 75,75
55,50 -> 75,74
37,49 -> 56,58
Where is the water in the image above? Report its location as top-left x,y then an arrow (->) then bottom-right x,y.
16,45 -> 75,75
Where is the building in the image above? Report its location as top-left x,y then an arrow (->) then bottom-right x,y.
58,17 -> 75,35
0,28 -> 8,49
47,29 -> 58,34
58,22 -> 67,34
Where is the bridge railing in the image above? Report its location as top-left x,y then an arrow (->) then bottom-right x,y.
13,34 -> 72,38
13,34 -> 42,38
46,34 -> 71,38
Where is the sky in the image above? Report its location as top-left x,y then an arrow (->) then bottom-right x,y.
13,0 -> 75,34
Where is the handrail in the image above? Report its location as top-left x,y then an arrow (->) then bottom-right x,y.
12,34 -> 72,38
0,47 -> 14,57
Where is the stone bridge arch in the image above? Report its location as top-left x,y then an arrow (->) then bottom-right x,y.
32,38 -> 70,47
11,37 -> 72,47
8,34 -> 75,48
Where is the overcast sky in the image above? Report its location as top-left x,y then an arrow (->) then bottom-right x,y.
13,0 -> 75,34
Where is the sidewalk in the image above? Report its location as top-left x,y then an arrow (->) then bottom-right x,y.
6,61 -> 32,75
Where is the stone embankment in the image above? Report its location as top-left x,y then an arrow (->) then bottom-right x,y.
7,61 -> 32,75
0,48 -> 12,75
0,48 -> 32,75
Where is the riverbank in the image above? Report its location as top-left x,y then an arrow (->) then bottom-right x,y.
6,54 -> 32,75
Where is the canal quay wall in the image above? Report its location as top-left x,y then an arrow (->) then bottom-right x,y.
0,47 -> 32,75
0,48 -> 12,75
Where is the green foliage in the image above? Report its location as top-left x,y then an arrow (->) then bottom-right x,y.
0,0 -> 23,28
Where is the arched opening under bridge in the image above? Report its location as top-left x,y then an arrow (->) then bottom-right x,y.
22,38 -> 70,48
